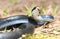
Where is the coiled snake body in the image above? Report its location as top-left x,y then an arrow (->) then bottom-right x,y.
0,7 -> 54,39
0,15 -> 35,39
0,15 -> 29,29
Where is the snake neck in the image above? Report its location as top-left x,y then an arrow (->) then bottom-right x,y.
31,7 -> 41,20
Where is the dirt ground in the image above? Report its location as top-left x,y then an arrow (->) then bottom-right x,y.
0,0 -> 60,18
0,0 -> 60,39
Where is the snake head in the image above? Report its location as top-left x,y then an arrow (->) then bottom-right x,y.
31,7 -> 40,12
31,6 -> 41,16
31,6 -> 54,22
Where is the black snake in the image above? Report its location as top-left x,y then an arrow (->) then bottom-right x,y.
0,15 -> 35,39
0,7 -> 54,39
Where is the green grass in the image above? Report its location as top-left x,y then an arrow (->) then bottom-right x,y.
53,6 -> 59,16
24,1 -> 59,16
1,1 -> 60,39
25,6 -> 32,16
2,6 -> 8,15
21,2 -> 59,39
9,0 -> 17,4
0,27 -> 11,33
22,33 -> 60,39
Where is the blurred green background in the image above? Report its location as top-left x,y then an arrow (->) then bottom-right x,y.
0,0 -> 60,18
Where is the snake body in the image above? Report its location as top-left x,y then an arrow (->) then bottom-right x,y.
0,15 -> 54,39
0,15 -> 29,29
0,7 -> 54,39
0,15 -> 34,39
0,23 -> 34,39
